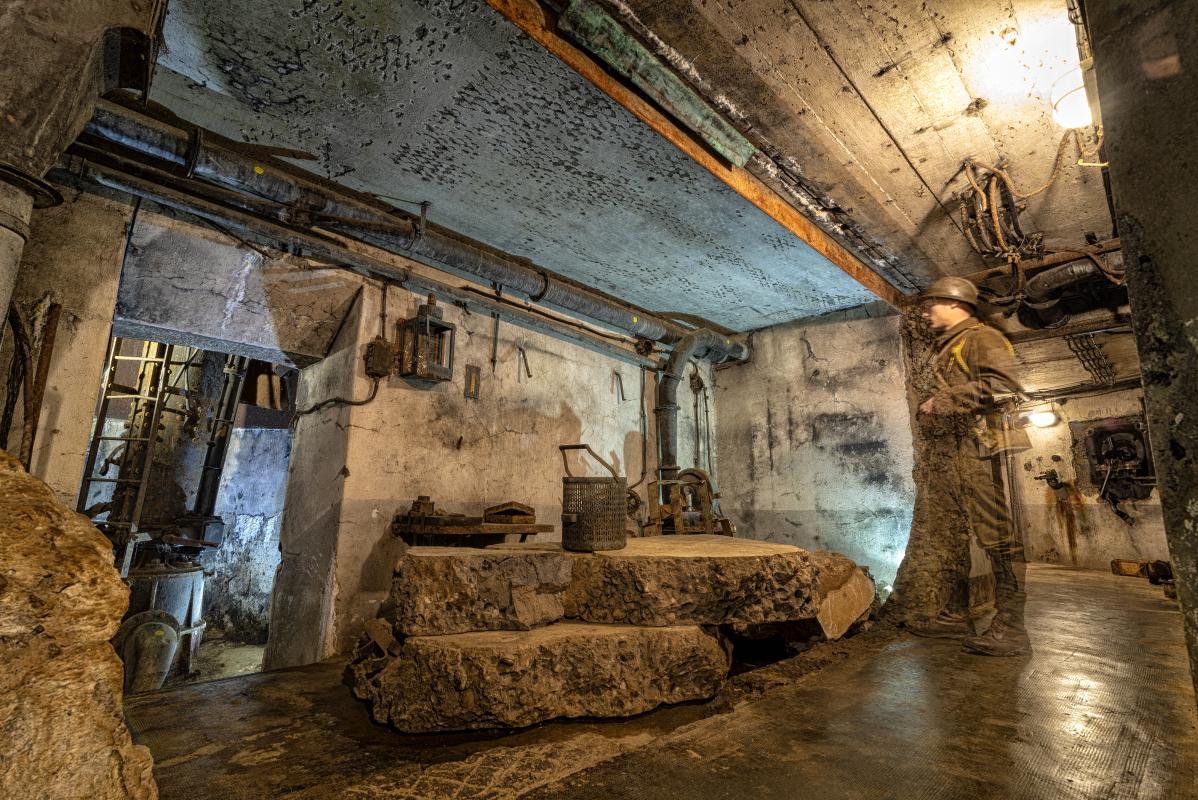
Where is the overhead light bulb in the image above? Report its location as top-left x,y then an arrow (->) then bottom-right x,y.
1051,66 -> 1093,128
1027,409 -> 1059,428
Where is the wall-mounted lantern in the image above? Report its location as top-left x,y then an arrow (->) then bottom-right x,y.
397,293 -> 455,383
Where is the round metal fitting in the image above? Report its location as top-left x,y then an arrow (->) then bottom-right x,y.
0,162 -> 63,209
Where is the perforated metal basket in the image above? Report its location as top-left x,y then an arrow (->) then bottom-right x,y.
559,444 -> 627,552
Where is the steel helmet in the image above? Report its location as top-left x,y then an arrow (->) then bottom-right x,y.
921,276 -> 978,308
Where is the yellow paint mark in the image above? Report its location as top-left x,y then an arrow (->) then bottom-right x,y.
632,315 -> 638,324
254,165 -> 265,175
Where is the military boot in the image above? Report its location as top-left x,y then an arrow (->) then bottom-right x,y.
962,618 -> 1028,656
907,610 -> 973,640
965,544 -> 1029,656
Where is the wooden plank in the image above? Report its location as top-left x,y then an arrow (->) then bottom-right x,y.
484,0 -> 904,308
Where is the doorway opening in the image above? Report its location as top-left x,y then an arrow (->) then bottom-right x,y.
78,334 -> 295,692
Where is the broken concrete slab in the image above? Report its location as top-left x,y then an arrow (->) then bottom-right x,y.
809,553 -> 878,640
389,546 -> 573,636
0,452 -> 158,800
351,623 -> 728,732
494,535 -> 870,630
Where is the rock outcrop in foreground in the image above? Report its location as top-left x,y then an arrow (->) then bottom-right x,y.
352,623 -> 729,732
0,452 -> 157,800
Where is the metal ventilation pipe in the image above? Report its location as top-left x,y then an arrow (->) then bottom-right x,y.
83,101 -> 746,362
654,328 -> 728,498
1023,260 -> 1105,327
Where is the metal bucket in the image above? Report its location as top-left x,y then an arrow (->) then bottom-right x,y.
560,444 -> 627,552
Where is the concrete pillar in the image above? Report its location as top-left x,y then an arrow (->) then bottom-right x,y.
0,180 -> 34,315
1089,0 -> 1198,700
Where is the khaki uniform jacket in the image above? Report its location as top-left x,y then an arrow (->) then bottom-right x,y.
929,317 -> 1031,457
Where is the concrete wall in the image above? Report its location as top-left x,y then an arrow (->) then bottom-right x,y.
266,284 -> 712,667
1,189 -> 134,506
119,206 -> 363,367
201,426 -> 291,644
714,306 -> 915,587
1013,388 -> 1168,570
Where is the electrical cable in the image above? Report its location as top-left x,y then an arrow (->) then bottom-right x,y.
628,366 -> 650,491
702,384 -> 714,476
291,377 -> 381,424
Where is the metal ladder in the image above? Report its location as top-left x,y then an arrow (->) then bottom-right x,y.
77,337 -> 188,576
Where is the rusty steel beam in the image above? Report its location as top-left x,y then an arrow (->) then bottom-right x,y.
484,0 -> 903,308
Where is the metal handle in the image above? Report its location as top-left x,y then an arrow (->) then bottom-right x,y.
559,443 -> 619,479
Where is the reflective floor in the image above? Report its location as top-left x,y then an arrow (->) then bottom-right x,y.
531,566 -> 1198,800
127,565 -> 1198,799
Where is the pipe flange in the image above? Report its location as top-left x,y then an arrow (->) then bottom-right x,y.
0,207 -> 30,241
0,162 -> 62,209
182,127 -> 204,179
529,269 -> 551,302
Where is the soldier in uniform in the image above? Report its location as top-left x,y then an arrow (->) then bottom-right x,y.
909,276 -> 1031,656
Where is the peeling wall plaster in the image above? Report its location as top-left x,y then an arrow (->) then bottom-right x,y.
202,427 -> 292,644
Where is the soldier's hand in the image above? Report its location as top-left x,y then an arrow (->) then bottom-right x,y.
919,397 -> 938,415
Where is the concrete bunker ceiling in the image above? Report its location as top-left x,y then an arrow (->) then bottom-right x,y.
149,0 -> 881,332
600,0 -> 1115,283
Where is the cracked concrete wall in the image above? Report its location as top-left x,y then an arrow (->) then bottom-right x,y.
1014,389 -> 1167,571
201,427 -> 291,644
118,205 -> 364,367
1,189 -> 134,506
267,283 -> 711,666
713,306 -> 915,587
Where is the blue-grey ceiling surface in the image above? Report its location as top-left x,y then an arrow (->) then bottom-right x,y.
152,0 -> 878,330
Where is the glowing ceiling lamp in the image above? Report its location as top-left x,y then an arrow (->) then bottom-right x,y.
1051,65 -> 1093,128
1026,409 -> 1060,428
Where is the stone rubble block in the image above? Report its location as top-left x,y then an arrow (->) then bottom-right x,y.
389,546 -> 573,636
490,536 -> 876,638
351,623 -> 729,732
492,535 -> 873,632
809,552 -> 879,640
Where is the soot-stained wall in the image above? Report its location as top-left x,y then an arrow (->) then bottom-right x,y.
1013,388 -> 1168,570
714,306 -> 914,587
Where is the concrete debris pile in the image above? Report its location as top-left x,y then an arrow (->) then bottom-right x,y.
0,451 -> 158,800
350,535 -> 876,732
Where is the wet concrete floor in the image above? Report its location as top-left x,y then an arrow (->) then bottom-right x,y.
126,565 -> 1197,799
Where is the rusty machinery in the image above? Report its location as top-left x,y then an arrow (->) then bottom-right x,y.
78,339 -> 248,692
643,467 -> 734,537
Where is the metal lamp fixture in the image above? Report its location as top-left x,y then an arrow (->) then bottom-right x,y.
1050,64 -> 1093,128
